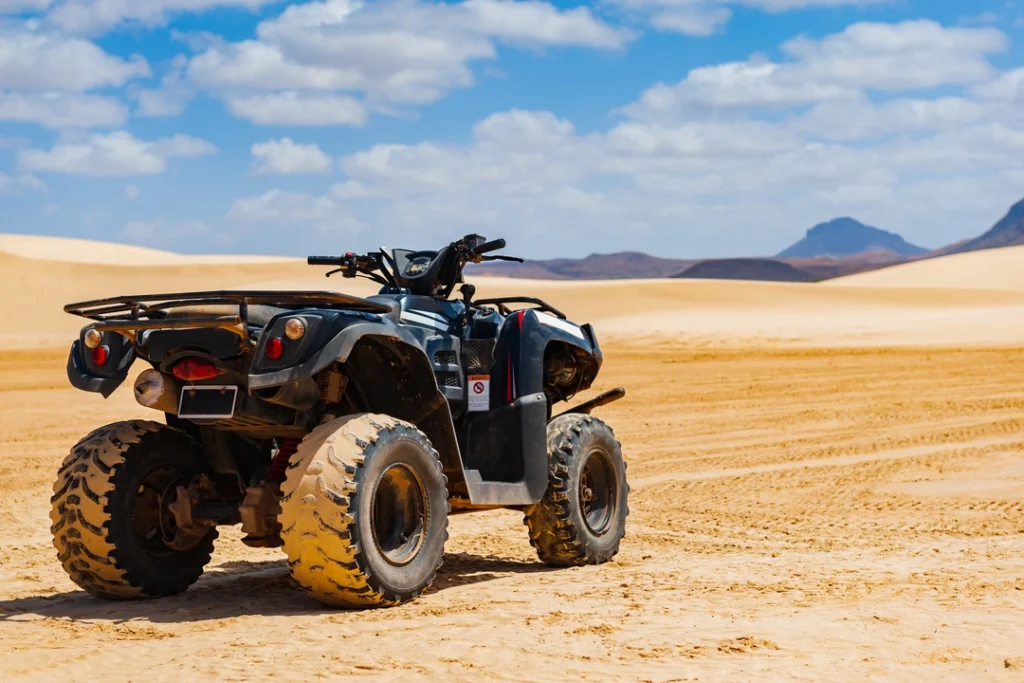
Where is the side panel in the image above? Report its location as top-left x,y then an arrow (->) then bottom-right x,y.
457,309 -> 600,506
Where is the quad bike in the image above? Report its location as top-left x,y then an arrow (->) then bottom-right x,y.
52,234 -> 628,608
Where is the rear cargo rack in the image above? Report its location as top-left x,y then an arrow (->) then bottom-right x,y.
474,297 -> 567,319
65,290 -> 392,345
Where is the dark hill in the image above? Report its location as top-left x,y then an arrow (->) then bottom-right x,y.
778,218 -> 927,259
673,258 -> 816,282
469,251 -> 695,280
948,196 -> 1024,254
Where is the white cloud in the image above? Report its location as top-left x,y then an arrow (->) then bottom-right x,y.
46,0 -> 275,35
0,31 -> 148,90
0,170 -> 45,195
132,55 -> 195,117
0,90 -> 127,128
650,7 -> 732,36
125,184 -> 140,198
0,0 -> 52,12
971,67 -> 1024,103
225,188 -> 370,233
625,20 -> 1007,120
226,91 -> 368,126
250,138 -> 333,174
19,131 -> 218,176
607,0 -> 891,34
188,0 -> 630,123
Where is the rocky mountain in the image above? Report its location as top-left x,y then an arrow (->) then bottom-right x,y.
777,218 -> 927,259
948,197 -> 1024,254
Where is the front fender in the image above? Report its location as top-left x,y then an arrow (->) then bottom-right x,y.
248,318 -> 424,390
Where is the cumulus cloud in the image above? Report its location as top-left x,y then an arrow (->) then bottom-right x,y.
131,55 -> 195,117
19,131 -> 218,176
624,20 -> 1007,120
226,92 -> 367,126
46,0 -> 275,35
250,138 -> 333,175
0,171 -> 45,195
0,90 -> 127,128
607,0 -> 892,34
225,188 -> 370,234
0,0 -> 52,12
188,0 -> 630,124
0,31 -> 148,90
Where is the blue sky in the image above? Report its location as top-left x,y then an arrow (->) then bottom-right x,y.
1,0 -> 1023,259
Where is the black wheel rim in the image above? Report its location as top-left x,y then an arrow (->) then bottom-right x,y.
371,463 -> 428,566
132,466 -> 199,554
580,448 -> 617,536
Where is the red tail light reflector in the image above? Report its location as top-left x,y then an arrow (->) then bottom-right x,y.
173,358 -> 224,381
91,345 -> 109,366
265,337 -> 284,360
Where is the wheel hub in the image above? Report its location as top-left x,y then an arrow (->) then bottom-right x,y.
371,463 -> 428,566
579,448 -> 617,536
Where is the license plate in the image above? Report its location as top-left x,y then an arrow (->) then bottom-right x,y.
178,385 -> 238,420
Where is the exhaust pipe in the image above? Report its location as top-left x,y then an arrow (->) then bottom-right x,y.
134,369 -> 183,414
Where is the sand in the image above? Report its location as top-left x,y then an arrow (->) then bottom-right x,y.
1,236 -> 1023,681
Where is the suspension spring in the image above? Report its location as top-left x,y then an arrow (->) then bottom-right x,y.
265,438 -> 299,483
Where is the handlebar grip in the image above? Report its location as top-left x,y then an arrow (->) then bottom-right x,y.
474,238 -> 506,255
307,256 -> 343,266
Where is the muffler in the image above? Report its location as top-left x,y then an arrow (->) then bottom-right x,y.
134,369 -> 183,414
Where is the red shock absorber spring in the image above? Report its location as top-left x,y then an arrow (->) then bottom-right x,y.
265,438 -> 299,483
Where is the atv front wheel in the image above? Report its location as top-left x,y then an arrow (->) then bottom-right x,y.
525,414 -> 629,567
50,420 -> 218,599
279,414 -> 448,608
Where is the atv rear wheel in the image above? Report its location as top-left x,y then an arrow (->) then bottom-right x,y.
525,414 -> 629,567
279,414 -> 448,608
49,420 -> 218,599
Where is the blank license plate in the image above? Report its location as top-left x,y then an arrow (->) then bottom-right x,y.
178,385 -> 238,419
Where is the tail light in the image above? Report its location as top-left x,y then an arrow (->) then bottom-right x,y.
91,345 -> 109,366
173,358 -> 224,381
265,337 -> 284,360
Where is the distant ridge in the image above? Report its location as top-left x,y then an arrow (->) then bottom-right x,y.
777,218 -> 927,259
948,197 -> 1024,254
674,258 -> 815,283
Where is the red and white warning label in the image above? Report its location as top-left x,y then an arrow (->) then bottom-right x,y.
468,375 -> 490,412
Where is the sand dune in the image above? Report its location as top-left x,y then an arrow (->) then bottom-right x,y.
3,236 -> 1024,349
1,237 -> 1023,680
829,244 -> 1024,291
0,233 -> 300,265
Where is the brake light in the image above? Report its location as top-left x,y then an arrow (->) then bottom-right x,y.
173,358 -> 224,381
265,337 -> 284,360
91,345 -> 109,366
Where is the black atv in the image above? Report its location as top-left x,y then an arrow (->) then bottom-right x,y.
53,234 -> 628,608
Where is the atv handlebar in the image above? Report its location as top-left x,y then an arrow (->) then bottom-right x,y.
473,238 -> 505,256
307,256 -> 344,266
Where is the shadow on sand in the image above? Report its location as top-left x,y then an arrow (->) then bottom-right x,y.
0,553 -> 554,623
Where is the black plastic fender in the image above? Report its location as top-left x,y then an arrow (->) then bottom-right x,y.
248,315 -> 422,390
66,336 -> 136,398
490,308 -> 600,403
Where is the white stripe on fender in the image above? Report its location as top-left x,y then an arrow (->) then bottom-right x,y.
406,309 -> 448,323
400,311 -> 449,331
536,311 -> 586,340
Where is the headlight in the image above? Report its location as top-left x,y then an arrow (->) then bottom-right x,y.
284,317 -> 306,340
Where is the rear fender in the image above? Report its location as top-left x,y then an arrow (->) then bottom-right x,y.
248,317 -> 465,487
66,330 -> 136,398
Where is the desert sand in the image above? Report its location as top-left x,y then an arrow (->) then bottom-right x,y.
1,236 -> 1023,681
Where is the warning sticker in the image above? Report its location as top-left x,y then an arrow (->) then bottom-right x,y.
468,375 -> 490,412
